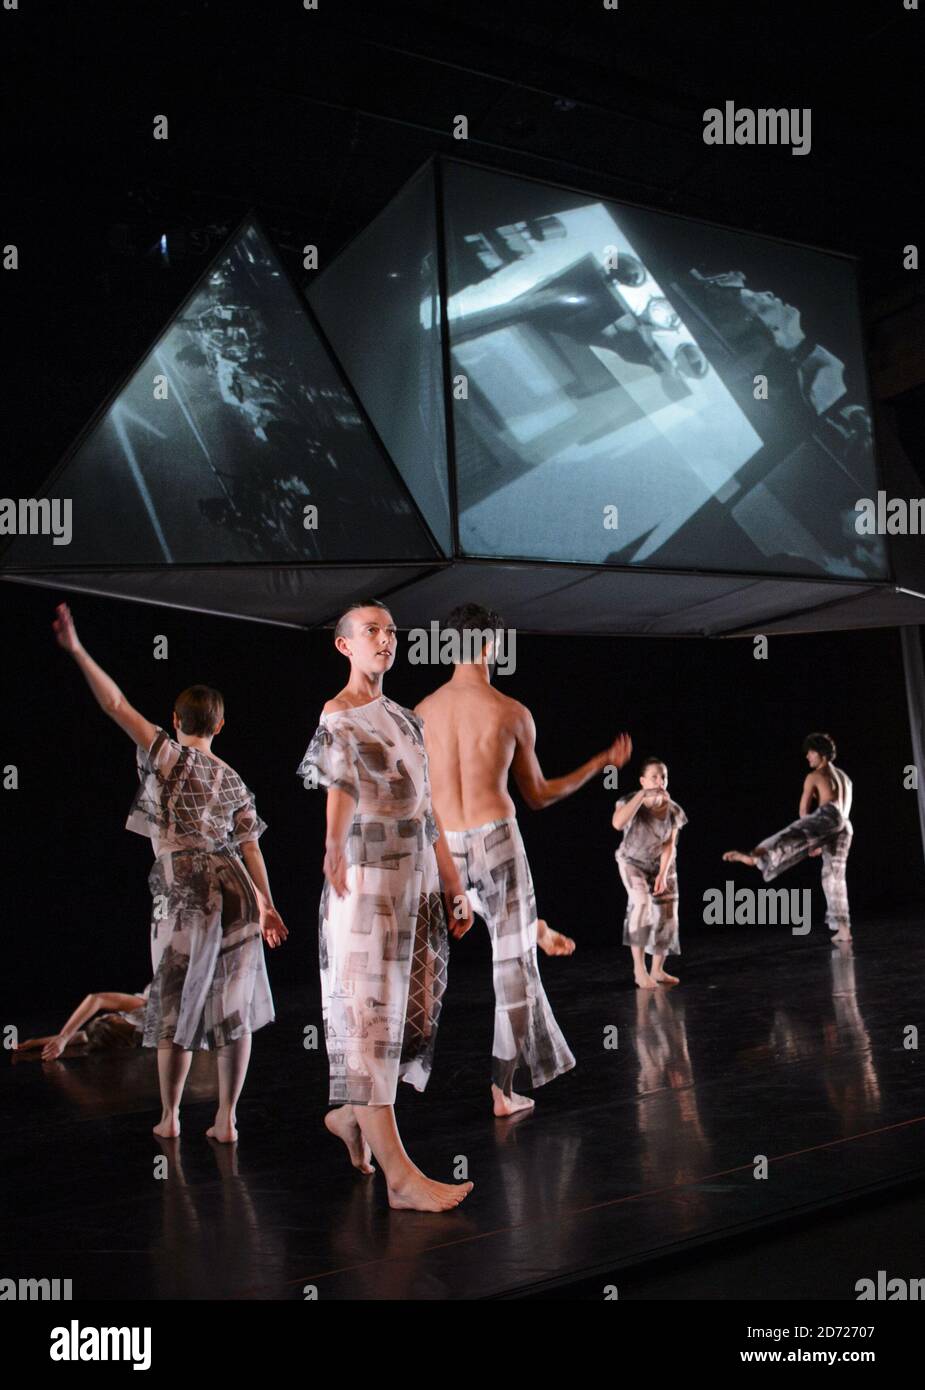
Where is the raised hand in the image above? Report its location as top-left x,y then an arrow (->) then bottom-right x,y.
52,602 -> 81,654
607,732 -> 633,769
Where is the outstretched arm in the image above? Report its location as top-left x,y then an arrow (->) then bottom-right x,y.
52,603 -> 158,751
511,707 -> 632,811
18,991 -> 146,1062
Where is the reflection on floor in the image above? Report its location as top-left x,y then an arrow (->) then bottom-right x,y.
4,920 -> 924,1300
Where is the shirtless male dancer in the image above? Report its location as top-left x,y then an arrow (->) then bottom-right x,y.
416,603 -> 633,1117
723,732 -> 853,942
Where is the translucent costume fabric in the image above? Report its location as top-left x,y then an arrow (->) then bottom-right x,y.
127,730 -> 274,1050
126,727 -> 267,856
85,985 -> 150,1051
443,817 -> 575,1095
617,858 -> 681,955
756,801 -> 853,934
298,695 -> 448,1105
615,795 -> 687,956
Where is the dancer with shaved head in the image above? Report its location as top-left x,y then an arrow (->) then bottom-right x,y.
299,600 -> 474,1211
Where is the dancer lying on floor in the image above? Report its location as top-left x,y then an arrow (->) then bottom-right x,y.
14,987 -> 150,1061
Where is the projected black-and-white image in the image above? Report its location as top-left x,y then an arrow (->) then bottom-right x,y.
443,164 -> 887,580
308,164 -> 452,555
21,222 -> 434,566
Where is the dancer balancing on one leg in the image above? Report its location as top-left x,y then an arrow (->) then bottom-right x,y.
613,758 -> 687,989
723,732 -> 853,943
298,600 -> 474,1212
415,602 -> 633,1118
52,603 -> 288,1142
14,985 -> 150,1060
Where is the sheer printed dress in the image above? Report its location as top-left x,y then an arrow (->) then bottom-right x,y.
297,695 -> 449,1106
615,795 -> 688,955
126,729 -> 275,1050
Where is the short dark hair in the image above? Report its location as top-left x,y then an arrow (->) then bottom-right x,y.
803,732 -> 836,761
174,685 -> 224,737
334,599 -> 393,641
441,602 -> 505,664
639,756 -> 667,774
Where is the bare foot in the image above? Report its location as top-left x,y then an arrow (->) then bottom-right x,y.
153,1114 -> 180,1139
652,970 -> 679,985
324,1107 -> 375,1174
723,850 -> 757,866
634,971 -> 659,990
537,919 -> 575,957
491,1083 -> 535,1117
206,1122 -> 239,1144
831,927 -> 852,943
387,1171 -> 474,1212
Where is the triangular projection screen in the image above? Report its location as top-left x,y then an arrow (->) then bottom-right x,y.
3,156 -> 923,636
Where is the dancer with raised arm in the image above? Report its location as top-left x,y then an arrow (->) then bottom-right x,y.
52,603 -> 287,1141
298,600 -> 474,1212
723,732 -> 853,942
613,757 -> 687,989
416,602 -> 633,1117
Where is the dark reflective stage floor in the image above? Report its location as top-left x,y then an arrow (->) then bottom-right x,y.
4,919 -> 925,1300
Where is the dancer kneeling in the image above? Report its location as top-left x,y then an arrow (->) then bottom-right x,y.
613,758 -> 687,988
298,601 -> 474,1212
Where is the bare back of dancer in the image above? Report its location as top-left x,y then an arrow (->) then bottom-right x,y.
418,647 -> 630,970
803,762 -> 852,818
416,679 -> 525,830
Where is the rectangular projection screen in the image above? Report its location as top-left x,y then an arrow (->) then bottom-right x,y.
442,162 -> 887,581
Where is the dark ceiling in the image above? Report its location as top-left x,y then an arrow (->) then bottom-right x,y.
3,0 -> 922,498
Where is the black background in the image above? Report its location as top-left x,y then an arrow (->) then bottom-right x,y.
2,580 -> 921,1027
2,0 -> 924,1027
